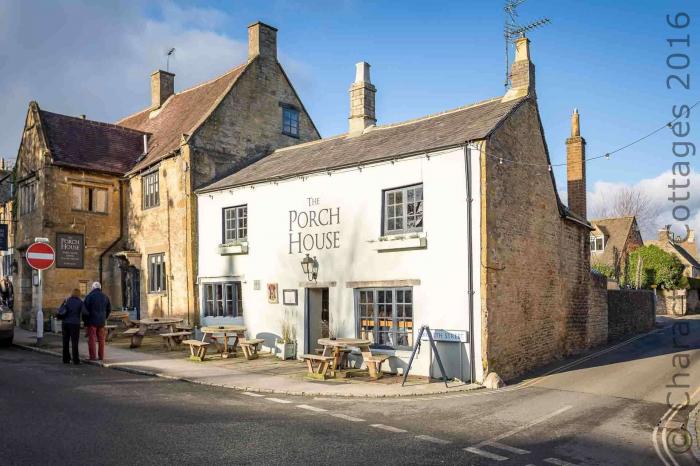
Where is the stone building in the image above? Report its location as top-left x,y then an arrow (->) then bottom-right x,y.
195,37 -> 606,382
589,216 -> 644,281
647,228 -> 700,279
7,22 -> 319,327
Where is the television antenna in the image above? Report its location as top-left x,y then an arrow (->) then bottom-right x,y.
503,0 -> 550,88
166,47 -> 176,72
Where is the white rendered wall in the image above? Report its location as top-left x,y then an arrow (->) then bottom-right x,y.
197,145 -> 482,381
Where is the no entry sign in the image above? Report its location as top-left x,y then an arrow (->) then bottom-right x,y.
26,242 -> 56,270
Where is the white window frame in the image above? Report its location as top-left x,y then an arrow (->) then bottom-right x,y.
222,205 -> 247,243
590,235 -> 605,252
383,183 -> 423,235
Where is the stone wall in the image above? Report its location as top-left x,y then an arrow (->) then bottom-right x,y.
480,99 -> 598,381
587,271 -> 608,347
607,289 -> 655,340
656,289 -> 688,316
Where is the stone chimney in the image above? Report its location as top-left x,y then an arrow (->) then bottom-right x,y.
658,227 -> 670,242
248,22 -> 277,61
502,36 -> 536,102
348,62 -> 376,134
151,70 -> 175,109
688,229 -> 696,243
566,109 -> 587,219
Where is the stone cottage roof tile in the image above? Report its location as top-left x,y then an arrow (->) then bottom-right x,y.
590,216 -> 637,266
38,109 -> 148,175
201,96 -> 527,191
117,63 -> 248,173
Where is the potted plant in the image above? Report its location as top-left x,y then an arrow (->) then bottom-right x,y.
276,309 -> 297,360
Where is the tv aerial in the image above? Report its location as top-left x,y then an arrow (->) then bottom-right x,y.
166,47 -> 176,72
504,0 -> 550,88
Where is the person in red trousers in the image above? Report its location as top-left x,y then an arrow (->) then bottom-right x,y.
83,282 -> 111,361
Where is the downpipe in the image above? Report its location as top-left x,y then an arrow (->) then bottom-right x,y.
463,143 -> 476,384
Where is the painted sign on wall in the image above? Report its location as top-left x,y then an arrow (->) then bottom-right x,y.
56,233 -> 84,269
288,197 -> 341,254
421,329 -> 469,343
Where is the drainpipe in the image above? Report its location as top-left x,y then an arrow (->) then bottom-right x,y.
99,180 -> 125,284
463,143 -> 476,384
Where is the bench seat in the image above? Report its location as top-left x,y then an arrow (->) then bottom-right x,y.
160,331 -> 192,350
183,339 -> 210,362
239,338 -> 264,360
302,354 -> 335,380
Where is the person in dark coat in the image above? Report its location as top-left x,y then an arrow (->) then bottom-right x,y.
58,288 -> 86,364
83,282 -> 111,361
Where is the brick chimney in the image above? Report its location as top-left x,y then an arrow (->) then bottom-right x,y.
151,70 -> 175,109
502,36 -> 536,102
566,109 -> 587,218
348,62 -> 376,134
248,22 -> 277,61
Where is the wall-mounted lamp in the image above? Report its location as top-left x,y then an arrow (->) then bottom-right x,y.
300,254 -> 319,282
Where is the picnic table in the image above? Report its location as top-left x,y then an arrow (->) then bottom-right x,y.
125,317 -> 183,348
200,325 -> 247,358
107,311 -> 131,327
316,338 -> 388,379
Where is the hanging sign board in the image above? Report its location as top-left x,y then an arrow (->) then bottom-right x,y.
420,329 -> 469,343
56,233 -> 84,269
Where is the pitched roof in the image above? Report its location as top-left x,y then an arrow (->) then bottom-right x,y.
590,216 -> 637,266
39,109 -> 147,175
646,239 -> 700,269
201,96 -> 527,191
117,63 -> 248,173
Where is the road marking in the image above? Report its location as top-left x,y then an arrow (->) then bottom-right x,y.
296,404 -> 327,412
653,383 -> 700,466
463,447 -> 508,461
331,413 -> 365,422
486,441 -> 529,454
415,434 -> 451,445
544,458 -> 581,466
474,405 -> 572,446
241,392 -> 264,397
370,424 -> 408,433
265,397 -> 292,404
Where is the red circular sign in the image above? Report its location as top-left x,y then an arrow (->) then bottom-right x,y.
26,242 -> 56,270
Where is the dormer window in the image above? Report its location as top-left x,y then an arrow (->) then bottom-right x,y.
590,235 -> 605,252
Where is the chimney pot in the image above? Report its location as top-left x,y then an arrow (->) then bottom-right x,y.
151,70 -> 175,109
248,22 -> 277,61
348,62 -> 377,134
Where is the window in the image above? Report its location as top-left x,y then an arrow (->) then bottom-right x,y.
222,205 -> 248,243
357,287 -> 413,349
590,235 -> 604,252
282,106 -> 300,137
202,282 -> 243,318
147,253 -> 166,293
142,171 -> 160,209
383,184 -> 423,235
19,181 -> 37,215
71,185 -> 108,213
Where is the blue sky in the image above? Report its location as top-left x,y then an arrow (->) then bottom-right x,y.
0,0 -> 698,234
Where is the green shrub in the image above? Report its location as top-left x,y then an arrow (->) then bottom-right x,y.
591,262 -> 615,279
623,245 -> 685,290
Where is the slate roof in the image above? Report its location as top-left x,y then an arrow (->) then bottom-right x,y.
39,110 -> 148,175
201,96 -> 527,191
590,216 -> 637,266
117,63 -> 247,173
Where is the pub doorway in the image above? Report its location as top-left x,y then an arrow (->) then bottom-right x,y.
121,266 -> 141,320
305,287 -> 329,354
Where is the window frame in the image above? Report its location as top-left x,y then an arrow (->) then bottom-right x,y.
355,287 -> 413,350
202,281 -> 243,318
382,183 -> 424,236
222,204 -> 248,244
142,171 -> 160,210
281,105 -> 300,138
71,184 -> 108,214
147,253 -> 166,294
590,235 -> 605,252
19,180 -> 38,216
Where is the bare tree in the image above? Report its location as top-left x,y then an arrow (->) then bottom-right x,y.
590,187 -> 661,237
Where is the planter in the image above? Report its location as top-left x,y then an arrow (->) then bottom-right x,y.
275,341 -> 297,360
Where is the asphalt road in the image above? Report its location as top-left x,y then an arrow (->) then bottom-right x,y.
2,316 -> 700,466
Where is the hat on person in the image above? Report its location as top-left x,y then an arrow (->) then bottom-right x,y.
92,281 -> 102,290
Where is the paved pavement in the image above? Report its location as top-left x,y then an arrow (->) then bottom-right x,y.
3,315 -> 700,465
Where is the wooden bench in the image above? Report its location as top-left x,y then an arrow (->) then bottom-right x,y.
302,354 -> 335,380
361,350 -> 390,379
183,340 -> 210,362
105,325 -> 118,342
239,338 -> 264,360
122,327 -> 144,348
315,347 -> 351,369
160,331 -> 192,351
176,324 -> 193,331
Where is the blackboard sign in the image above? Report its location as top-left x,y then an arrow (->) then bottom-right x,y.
56,233 -> 84,269
0,224 -> 7,251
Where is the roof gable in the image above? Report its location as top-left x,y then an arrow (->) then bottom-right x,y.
202,96 -> 527,191
590,216 -> 637,264
117,63 -> 248,173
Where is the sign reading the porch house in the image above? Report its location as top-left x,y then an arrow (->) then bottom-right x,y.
56,233 -> 84,269
288,197 -> 341,254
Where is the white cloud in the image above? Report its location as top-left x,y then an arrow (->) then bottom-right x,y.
0,1 -> 248,160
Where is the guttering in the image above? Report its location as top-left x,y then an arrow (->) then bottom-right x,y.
99,180 -> 124,283
463,142 -> 476,384
564,213 -> 594,230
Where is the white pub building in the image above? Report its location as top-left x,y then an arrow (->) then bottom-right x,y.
196,39 -> 601,383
